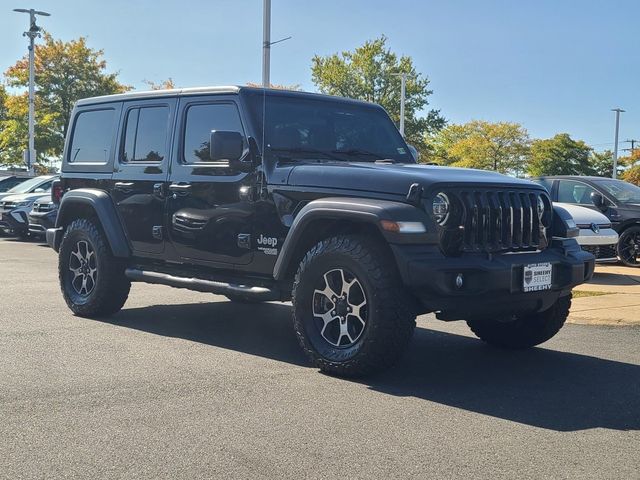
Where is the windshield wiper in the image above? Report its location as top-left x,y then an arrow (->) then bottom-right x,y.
331,148 -> 397,163
269,147 -> 345,162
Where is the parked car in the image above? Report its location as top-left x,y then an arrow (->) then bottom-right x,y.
0,174 -> 58,202
0,177 -> 57,238
28,195 -> 58,239
46,86 -> 594,377
556,202 -> 618,263
533,176 -> 640,267
0,175 -> 32,193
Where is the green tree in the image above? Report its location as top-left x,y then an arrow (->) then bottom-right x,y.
311,35 -> 445,157
527,134 -> 593,176
1,32 -> 130,164
589,150 -> 614,177
427,120 -> 530,175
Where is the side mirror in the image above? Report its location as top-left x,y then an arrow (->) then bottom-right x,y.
591,192 -> 606,210
34,187 -> 45,193
209,130 -> 244,163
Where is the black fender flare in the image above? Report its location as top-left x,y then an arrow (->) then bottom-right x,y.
273,197 -> 433,280
55,189 -> 130,258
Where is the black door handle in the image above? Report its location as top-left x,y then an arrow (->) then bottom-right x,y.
169,183 -> 192,196
114,181 -> 134,192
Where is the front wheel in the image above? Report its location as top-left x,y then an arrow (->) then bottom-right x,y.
292,235 -> 416,377
59,219 -> 131,318
617,226 -> 640,267
467,294 -> 571,349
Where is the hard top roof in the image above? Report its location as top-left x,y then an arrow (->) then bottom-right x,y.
74,85 -> 378,108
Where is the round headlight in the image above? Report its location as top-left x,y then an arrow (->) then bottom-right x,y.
537,196 -> 545,219
432,193 -> 450,225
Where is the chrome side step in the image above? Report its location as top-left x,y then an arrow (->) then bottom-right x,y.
124,268 -> 280,301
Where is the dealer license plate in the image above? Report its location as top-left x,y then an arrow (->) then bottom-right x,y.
523,262 -> 552,292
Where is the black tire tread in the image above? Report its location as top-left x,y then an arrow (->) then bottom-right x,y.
292,234 -> 416,377
617,225 -> 640,267
59,218 -> 130,318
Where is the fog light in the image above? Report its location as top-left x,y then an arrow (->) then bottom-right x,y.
455,273 -> 464,289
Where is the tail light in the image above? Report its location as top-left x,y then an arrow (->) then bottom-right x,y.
51,180 -> 64,204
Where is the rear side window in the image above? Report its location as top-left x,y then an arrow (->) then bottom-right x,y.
69,109 -> 116,163
122,106 -> 169,162
183,103 -> 245,163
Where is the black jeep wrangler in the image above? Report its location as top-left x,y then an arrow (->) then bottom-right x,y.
47,86 -> 594,376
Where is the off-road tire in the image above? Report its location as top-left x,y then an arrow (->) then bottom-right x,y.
292,234 -> 416,377
617,226 -> 640,267
59,218 -> 130,317
467,294 -> 572,349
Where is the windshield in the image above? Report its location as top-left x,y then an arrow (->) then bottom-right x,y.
7,176 -> 46,194
246,92 -> 413,163
594,178 -> 640,204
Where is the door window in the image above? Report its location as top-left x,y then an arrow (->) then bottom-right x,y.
557,180 -> 597,205
122,106 -> 169,162
183,103 -> 245,164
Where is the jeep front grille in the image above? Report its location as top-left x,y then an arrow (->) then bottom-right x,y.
439,189 -> 551,254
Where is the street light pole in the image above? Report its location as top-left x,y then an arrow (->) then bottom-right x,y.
612,108 -> 625,179
13,8 -> 50,173
392,73 -> 409,137
262,0 -> 271,87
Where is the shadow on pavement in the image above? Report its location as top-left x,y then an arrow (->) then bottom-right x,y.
110,301 -> 640,432
587,271 -> 640,286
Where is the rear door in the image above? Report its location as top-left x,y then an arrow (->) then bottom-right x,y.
111,98 -> 176,255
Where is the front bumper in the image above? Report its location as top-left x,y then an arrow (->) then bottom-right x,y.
0,209 -> 27,233
28,210 -> 57,236
392,238 -> 595,319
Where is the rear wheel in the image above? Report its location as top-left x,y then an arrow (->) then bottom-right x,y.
467,294 -> 571,349
617,226 -> 640,267
59,219 -> 130,317
292,234 -> 416,377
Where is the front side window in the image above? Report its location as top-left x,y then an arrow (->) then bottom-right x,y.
69,109 -> 116,163
557,180 -> 597,205
122,106 -> 169,162
594,179 -> 640,204
183,103 -> 245,164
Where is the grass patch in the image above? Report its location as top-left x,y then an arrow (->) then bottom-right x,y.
572,290 -> 612,298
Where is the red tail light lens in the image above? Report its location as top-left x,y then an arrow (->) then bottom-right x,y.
52,181 -> 64,204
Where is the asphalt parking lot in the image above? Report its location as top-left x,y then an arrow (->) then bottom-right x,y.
1,237 -> 639,479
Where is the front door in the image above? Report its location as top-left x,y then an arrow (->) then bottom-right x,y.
165,97 -> 257,266
111,98 -> 176,255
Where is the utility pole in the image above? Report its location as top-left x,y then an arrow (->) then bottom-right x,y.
392,73 -> 409,137
612,108 -> 625,179
13,8 -> 50,174
261,0 -> 291,88
623,139 -> 638,154
262,0 -> 271,87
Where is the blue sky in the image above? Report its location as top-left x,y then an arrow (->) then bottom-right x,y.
1,0 -> 638,151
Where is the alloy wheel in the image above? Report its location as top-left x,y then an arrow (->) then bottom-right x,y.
312,268 -> 368,347
69,240 -> 97,296
619,231 -> 640,266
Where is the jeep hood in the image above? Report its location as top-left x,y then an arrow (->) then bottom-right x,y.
285,162 -> 540,196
